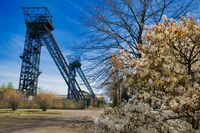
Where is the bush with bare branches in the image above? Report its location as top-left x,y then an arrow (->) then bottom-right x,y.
3,89 -> 23,111
36,92 -> 54,111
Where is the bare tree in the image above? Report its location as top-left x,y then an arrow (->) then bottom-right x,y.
106,69 -> 121,106
80,0 -> 200,89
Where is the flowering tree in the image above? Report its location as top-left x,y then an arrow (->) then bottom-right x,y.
95,18 -> 200,132
80,0 -> 200,90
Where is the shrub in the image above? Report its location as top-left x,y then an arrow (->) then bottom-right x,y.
51,97 -> 63,109
62,99 -> 85,109
36,92 -> 54,111
3,89 -> 23,111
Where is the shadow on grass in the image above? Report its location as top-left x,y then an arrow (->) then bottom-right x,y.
0,113 -> 94,133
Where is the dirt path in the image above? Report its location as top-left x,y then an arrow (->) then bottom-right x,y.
0,109 -> 102,133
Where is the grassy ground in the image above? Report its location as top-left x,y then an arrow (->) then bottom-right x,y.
0,109 -> 102,133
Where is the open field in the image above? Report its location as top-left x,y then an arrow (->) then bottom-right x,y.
0,109 -> 102,133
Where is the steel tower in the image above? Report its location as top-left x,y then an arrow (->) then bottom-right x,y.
19,7 -> 88,100
68,56 -> 96,105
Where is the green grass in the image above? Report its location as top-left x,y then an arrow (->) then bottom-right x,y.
0,110 -> 13,113
0,109 -> 61,115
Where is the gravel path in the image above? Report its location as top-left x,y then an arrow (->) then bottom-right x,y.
0,109 -> 102,133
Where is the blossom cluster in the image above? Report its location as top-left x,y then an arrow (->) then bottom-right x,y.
95,18 -> 200,132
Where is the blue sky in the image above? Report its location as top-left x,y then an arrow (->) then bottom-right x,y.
0,0 -> 96,95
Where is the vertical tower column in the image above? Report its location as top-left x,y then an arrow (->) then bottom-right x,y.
18,30 -> 42,96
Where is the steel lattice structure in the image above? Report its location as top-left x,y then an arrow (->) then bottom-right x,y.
68,56 -> 95,98
19,7 -> 94,100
